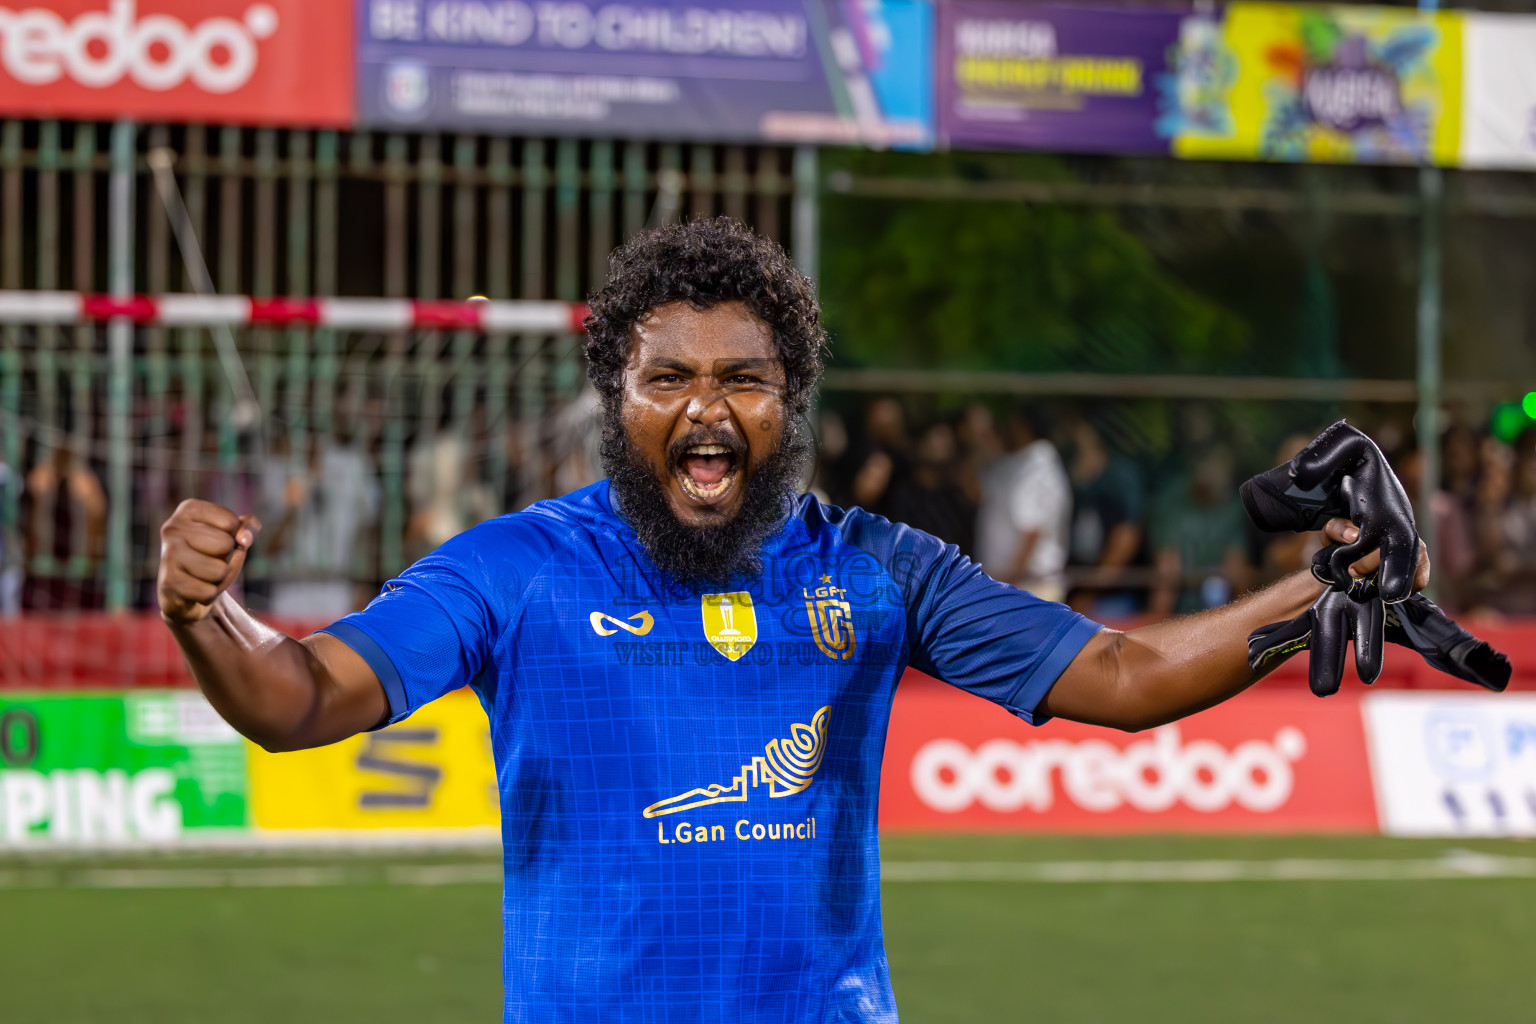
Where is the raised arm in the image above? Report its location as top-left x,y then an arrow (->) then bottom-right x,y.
158,499 -> 387,751
1042,518 -> 1429,731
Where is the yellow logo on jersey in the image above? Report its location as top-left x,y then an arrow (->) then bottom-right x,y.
804,575 -> 856,661
589,610 -> 654,636
701,591 -> 756,661
643,706 -> 830,818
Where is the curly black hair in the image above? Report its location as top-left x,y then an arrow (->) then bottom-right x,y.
583,217 -> 826,417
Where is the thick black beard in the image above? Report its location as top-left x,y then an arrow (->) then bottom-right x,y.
602,411 -> 812,591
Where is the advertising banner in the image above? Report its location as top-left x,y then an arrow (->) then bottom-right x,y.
355,0 -> 932,146
0,692 -> 247,845
16,682 -> 1536,846
0,0 -> 353,126
1460,13 -> 1536,170
879,677 -> 1378,833
935,1 -> 1184,155
248,688 -> 498,834
1362,692 -> 1536,837
1170,2 -> 1463,166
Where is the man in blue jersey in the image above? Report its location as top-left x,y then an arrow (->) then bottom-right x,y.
160,218 -> 1444,1022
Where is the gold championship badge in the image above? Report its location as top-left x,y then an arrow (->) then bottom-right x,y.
702,592 -> 757,662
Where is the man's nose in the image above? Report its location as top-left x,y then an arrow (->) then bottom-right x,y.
686,391 -> 730,426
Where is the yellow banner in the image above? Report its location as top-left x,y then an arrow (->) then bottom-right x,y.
248,689 -> 498,832
1173,3 -> 1463,166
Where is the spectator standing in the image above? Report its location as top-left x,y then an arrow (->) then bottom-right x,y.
261,433 -> 380,619
847,397 -> 910,518
0,444 -> 18,615
1252,433 -> 1325,585
1149,445 -> 1250,616
545,389 -> 604,499
1441,423 -> 1480,507
1064,416 -> 1146,617
406,429 -> 498,561
955,403 -> 1004,507
1467,436 -> 1515,612
1393,443 -> 1475,613
975,407 -> 1072,602
808,409 -> 849,505
886,421 -> 976,557
1488,430 -> 1536,613
23,440 -> 106,610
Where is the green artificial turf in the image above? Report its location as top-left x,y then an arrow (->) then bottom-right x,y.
0,881 -> 502,1023
881,835 -> 1536,1024
0,835 -> 1532,1023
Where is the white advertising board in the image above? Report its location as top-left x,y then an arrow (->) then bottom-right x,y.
1461,14 -> 1536,170
1363,692 -> 1536,836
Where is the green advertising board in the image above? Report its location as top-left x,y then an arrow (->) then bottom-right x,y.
0,692 -> 248,844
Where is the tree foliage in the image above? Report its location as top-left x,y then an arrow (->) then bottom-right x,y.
819,155 -> 1250,377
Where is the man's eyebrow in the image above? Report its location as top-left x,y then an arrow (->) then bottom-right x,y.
712,357 -> 784,375
640,357 -> 700,374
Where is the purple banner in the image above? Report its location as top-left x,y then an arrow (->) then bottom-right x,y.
937,2 -> 1185,155
357,0 -> 933,147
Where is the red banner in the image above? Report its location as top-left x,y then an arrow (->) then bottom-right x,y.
0,0 -> 352,125
879,673 -> 1379,833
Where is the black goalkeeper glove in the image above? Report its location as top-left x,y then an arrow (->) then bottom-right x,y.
1384,593 -> 1511,692
1248,585 -> 1384,697
1249,588 -> 1511,697
1240,420 -> 1419,603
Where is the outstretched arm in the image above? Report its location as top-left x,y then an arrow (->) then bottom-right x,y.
160,499 -> 388,752
1042,518 -> 1429,731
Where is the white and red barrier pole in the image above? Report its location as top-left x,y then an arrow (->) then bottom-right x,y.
0,291 -> 589,334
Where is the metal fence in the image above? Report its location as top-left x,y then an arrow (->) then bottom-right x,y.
0,120 -> 817,612
6,117 -> 1536,620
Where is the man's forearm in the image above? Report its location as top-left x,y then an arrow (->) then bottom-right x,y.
169,594 -> 338,751
1047,571 -> 1324,730
1114,571 -> 1323,727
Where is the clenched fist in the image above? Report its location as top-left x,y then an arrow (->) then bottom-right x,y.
158,499 -> 262,625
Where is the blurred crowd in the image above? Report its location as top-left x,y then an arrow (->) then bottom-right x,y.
7,391 -> 1536,621
813,399 -> 1536,621
2,387 -> 606,619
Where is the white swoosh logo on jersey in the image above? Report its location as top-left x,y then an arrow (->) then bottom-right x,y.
590,610 -> 654,637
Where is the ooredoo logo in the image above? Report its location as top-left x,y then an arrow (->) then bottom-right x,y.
911,724 -> 1308,815
0,0 -> 279,92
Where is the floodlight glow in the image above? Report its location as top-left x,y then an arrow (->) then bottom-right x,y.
1491,402 -> 1528,445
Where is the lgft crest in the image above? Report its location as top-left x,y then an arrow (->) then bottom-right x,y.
804,575 -> 855,662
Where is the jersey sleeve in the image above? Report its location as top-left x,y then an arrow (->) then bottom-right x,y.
317,517 -> 539,726
839,508 -> 1102,725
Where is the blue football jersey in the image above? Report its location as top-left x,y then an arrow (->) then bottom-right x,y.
321,479 -> 1101,1023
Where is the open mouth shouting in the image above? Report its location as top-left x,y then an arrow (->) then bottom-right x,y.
674,439 -> 744,506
